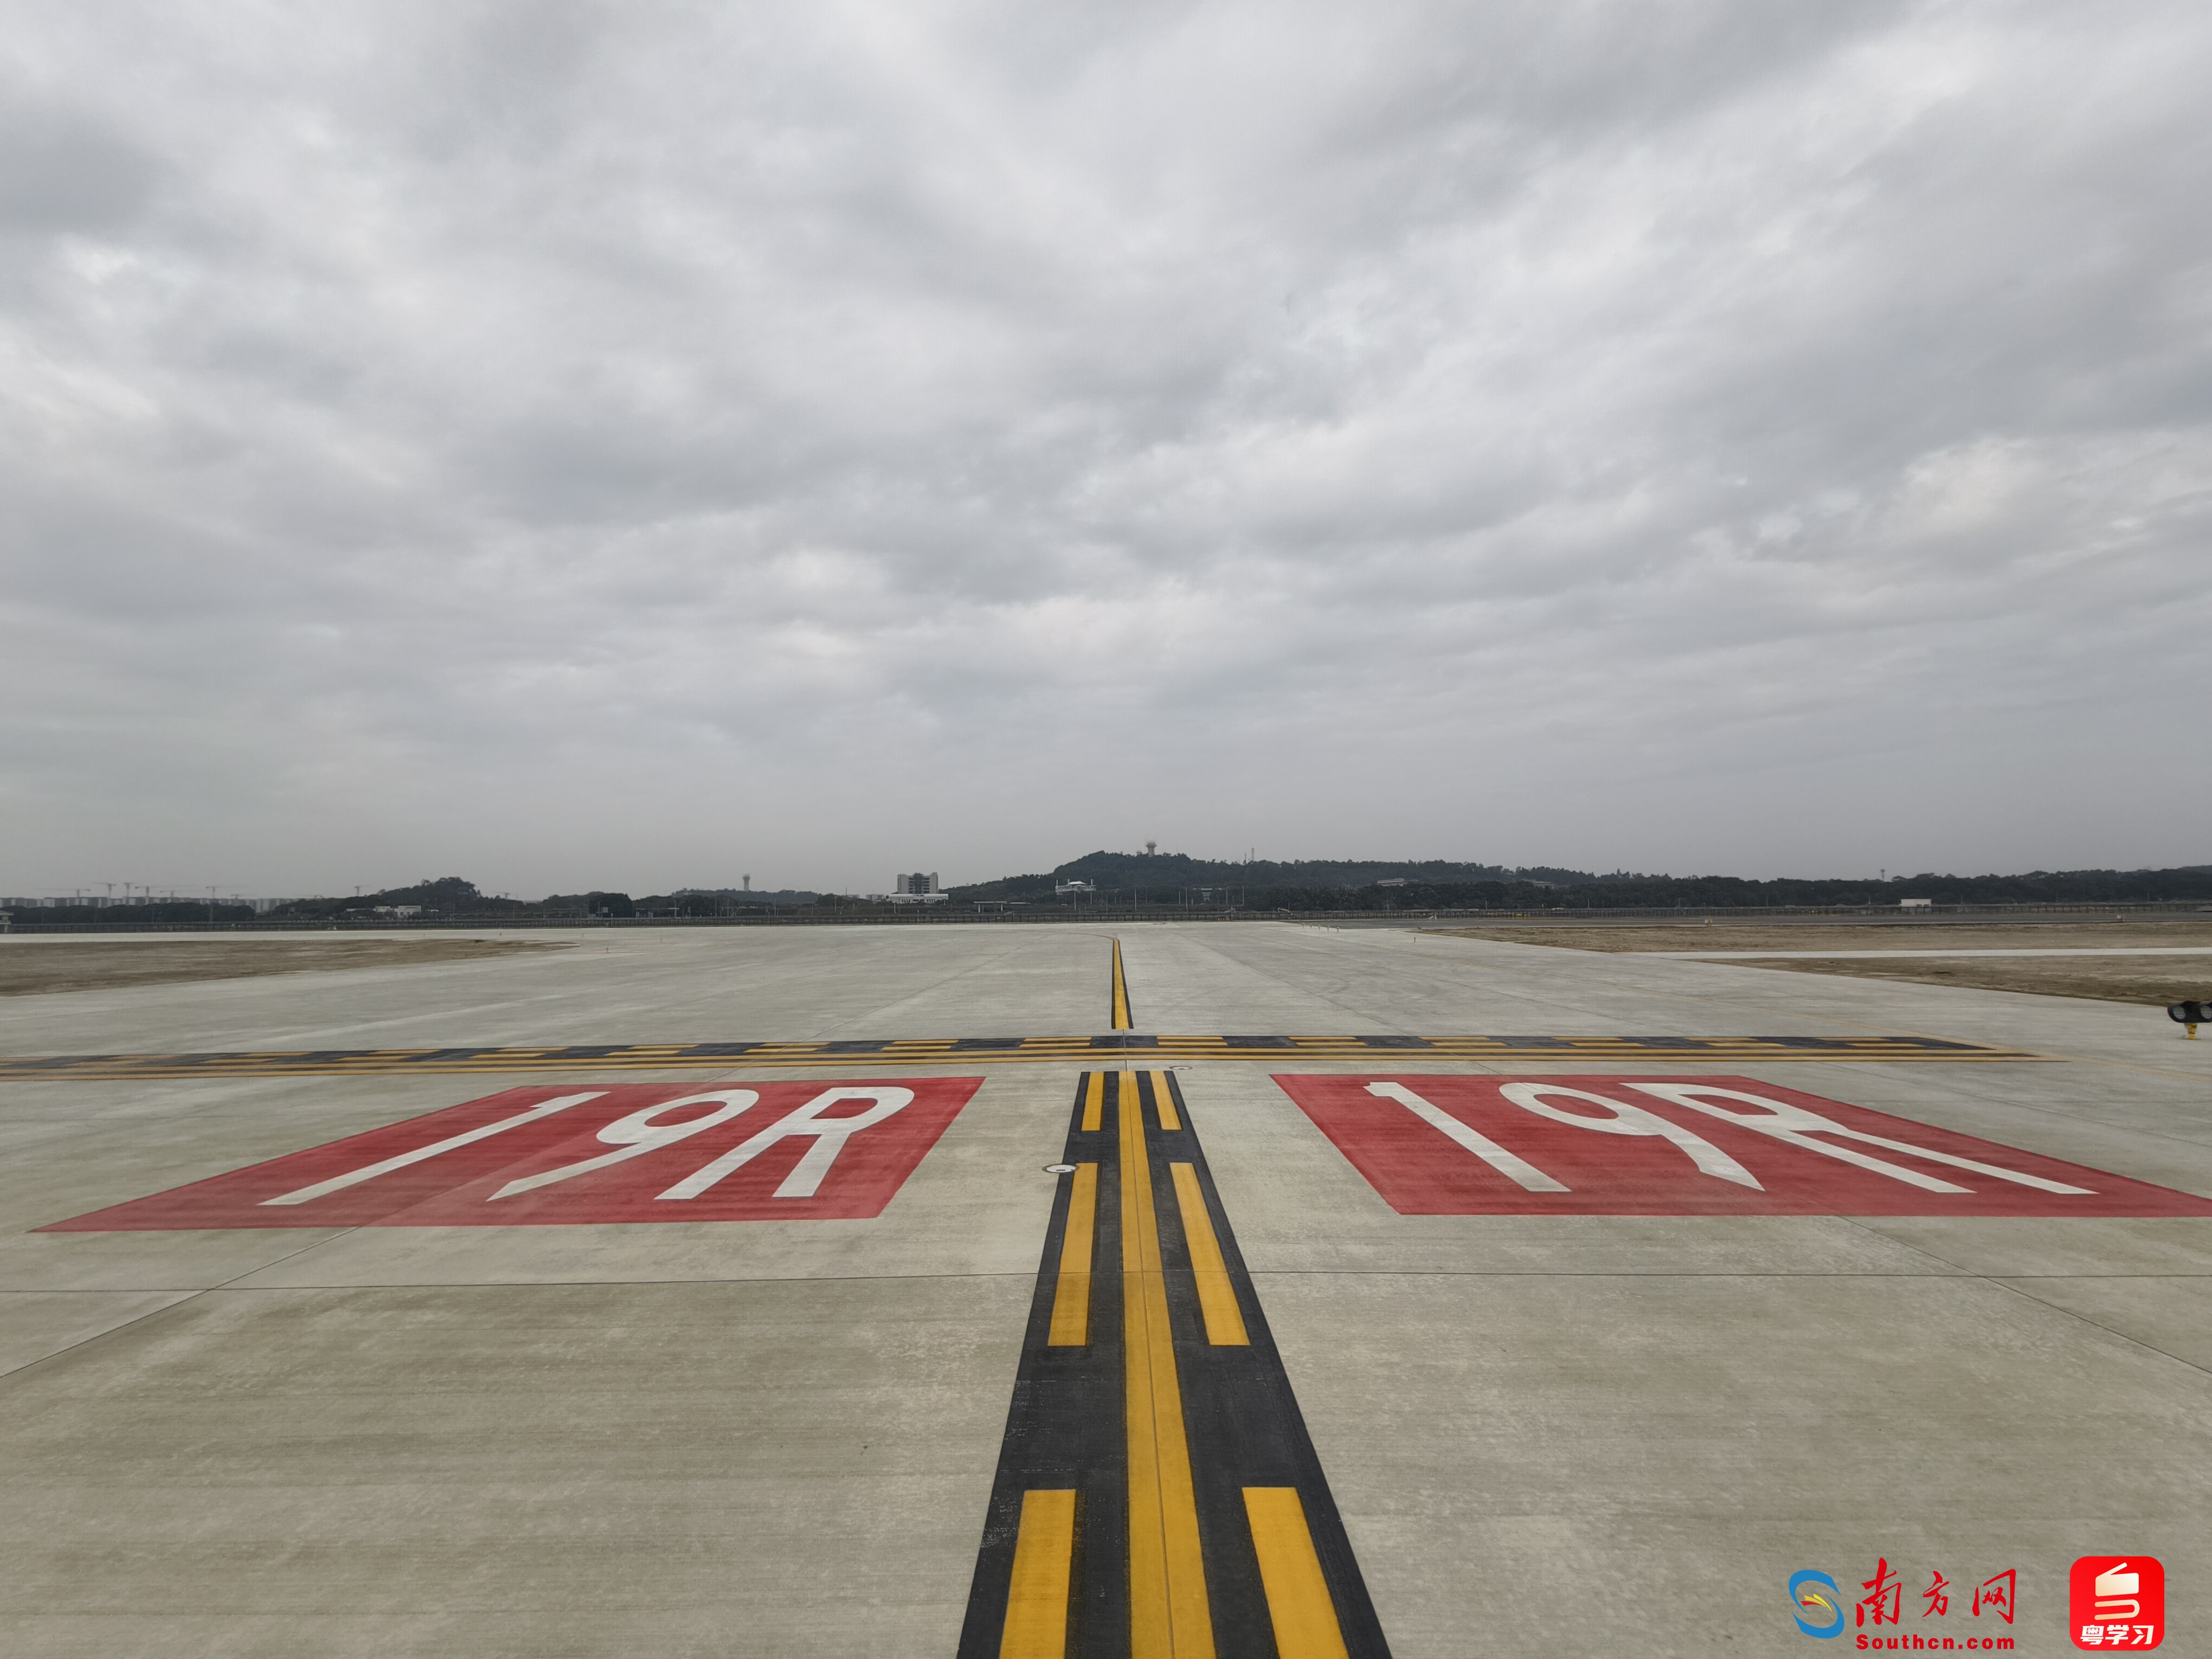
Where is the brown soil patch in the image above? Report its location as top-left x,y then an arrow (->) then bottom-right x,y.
1426,922 -> 2212,954
1733,955 -> 2212,1007
0,937 -> 562,998
1423,921 -> 2212,1006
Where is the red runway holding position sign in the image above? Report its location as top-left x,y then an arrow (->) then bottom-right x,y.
1276,1075 -> 2212,1217
42,1077 -> 982,1230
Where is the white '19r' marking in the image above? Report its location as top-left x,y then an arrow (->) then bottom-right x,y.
260,1092 -> 606,1206
1365,1082 -> 1568,1192
1624,1083 -> 2094,1194
490,1091 -> 758,1200
1501,1084 -> 1764,1189
658,1086 -> 914,1200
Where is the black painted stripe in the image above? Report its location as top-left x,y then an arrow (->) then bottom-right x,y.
0,1033 -> 2039,1080
957,1071 -> 1392,1658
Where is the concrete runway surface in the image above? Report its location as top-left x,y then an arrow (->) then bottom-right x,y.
2,922 -> 2207,1657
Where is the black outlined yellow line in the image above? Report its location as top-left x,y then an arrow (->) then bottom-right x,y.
0,1033 -> 2038,1080
1049,1163 -> 1099,1348
1111,940 -> 1134,1031
957,1071 -> 1390,1659
1169,1165 -> 1248,1347
1244,1489 -> 1350,1659
1002,1490 -> 1080,1658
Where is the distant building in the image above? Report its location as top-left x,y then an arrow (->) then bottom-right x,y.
1055,880 -> 1095,896
1899,898 -> 1933,910
886,872 -> 947,905
1375,878 -> 1408,888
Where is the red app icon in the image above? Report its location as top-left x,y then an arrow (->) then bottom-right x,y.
2070,1557 -> 2164,1650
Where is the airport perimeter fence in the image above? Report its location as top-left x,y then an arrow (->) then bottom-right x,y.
6,899 -> 2210,935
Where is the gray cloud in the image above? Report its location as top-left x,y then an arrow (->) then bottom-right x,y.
3,0 -> 2207,897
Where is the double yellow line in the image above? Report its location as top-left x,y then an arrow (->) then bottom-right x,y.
1002,1071 -> 1349,1659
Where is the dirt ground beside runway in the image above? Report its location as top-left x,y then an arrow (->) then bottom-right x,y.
1424,921 -> 2212,1006
0,937 -> 562,998
1426,921 -> 2212,954
1737,953 -> 2212,1006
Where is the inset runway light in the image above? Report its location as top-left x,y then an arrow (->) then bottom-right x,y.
1044,1163 -> 1077,1175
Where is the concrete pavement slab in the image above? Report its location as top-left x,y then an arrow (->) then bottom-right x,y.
0,1277 -> 1025,1659
0,1289 -> 197,1375
6,919 -> 2209,1655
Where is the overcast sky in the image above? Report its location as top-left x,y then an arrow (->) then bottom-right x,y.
3,1 -> 2207,898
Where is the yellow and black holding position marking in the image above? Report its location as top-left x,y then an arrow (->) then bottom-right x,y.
959,1070 -> 1388,1659
0,1032 -> 2038,1082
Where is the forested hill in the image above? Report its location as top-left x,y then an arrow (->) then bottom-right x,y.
954,851 -> 1607,899
950,856 -> 2212,909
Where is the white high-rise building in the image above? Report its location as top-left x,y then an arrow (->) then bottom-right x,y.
887,872 -> 946,904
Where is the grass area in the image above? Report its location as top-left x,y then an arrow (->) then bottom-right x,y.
0,937 -> 562,998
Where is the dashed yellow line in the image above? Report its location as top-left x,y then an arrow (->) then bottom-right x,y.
1170,1163 -> 1249,1347
1120,1069 -> 1214,1658
998,1489 -> 1078,1658
1147,1070 -> 1182,1131
1081,1071 -> 1105,1131
1046,1163 -> 1098,1348
1243,1488 -> 1351,1659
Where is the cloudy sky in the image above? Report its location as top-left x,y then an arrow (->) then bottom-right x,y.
3,1 -> 2207,899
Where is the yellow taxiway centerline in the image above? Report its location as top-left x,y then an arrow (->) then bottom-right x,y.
1121,1072 -> 1214,1657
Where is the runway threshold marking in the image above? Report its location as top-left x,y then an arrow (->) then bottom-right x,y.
958,1071 -> 1387,1659
1277,1073 -> 2212,1218
0,1034 -> 2040,1080
41,1079 -> 984,1229
1111,941 -> 1134,1031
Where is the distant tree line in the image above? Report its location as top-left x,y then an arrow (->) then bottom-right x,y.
12,861 -> 2208,927
5,901 -> 261,925
948,852 -> 2212,911
256,878 -> 820,921
1219,867 -> 2212,911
